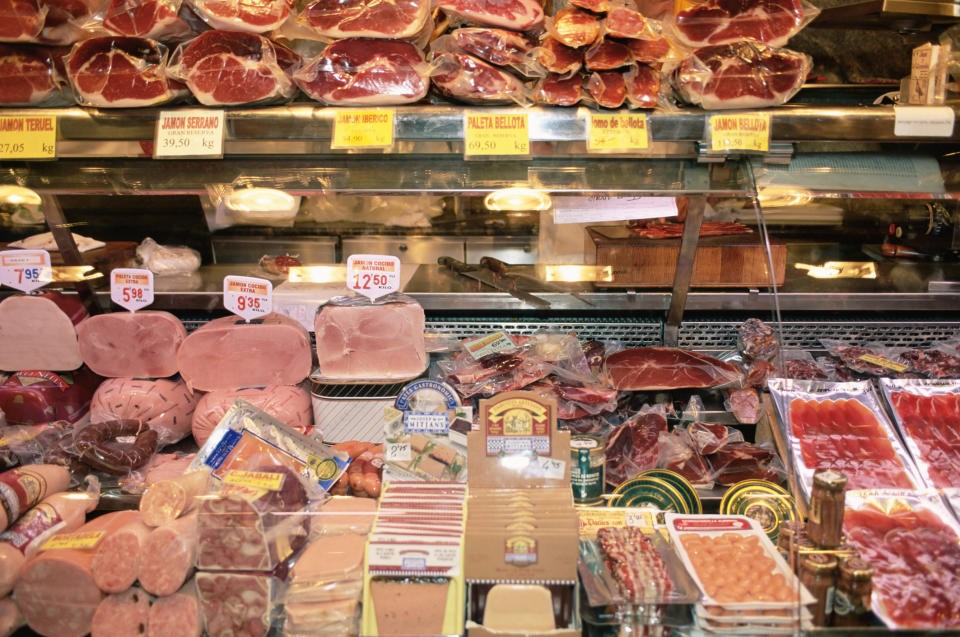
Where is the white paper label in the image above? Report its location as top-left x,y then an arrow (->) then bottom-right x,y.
110,268 -> 153,312
385,442 -> 411,462
894,106 -> 955,137
155,110 -> 225,158
346,254 -> 400,301
553,196 -> 678,224
0,249 -> 51,292
463,331 -> 516,360
223,275 -> 272,321
538,457 -> 566,480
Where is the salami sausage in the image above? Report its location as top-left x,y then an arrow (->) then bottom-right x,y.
91,516 -> 150,593
148,579 -> 201,637
140,470 -> 210,527
138,511 -> 198,597
191,385 -> 313,446
91,377 -> 199,446
74,420 -> 159,474
77,311 -> 187,378
14,510 -> 140,637
90,586 -> 151,637
0,293 -> 86,372
0,464 -> 70,531
197,571 -> 273,637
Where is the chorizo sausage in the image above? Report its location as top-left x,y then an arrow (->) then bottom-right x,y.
74,420 -> 158,475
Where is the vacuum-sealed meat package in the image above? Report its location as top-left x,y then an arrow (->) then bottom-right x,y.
0,368 -> 101,425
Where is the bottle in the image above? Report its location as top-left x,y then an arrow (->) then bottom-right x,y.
808,469 -> 846,548
832,557 -> 874,626
800,553 -> 838,627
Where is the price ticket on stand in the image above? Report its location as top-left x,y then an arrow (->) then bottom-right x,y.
464,113 -> 529,157
223,275 -> 272,321
0,250 -> 52,292
346,254 -> 400,301
111,268 -> 154,312
0,115 -> 56,159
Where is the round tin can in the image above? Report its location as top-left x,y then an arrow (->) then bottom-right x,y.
570,435 -> 605,505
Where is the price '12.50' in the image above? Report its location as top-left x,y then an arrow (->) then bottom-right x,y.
352,273 -> 387,290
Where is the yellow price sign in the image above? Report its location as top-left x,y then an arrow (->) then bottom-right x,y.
709,113 -> 770,152
224,470 -> 285,491
40,531 -> 105,551
0,116 -> 56,159
332,110 -> 394,149
587,113 -> 649,151
464,113 -> 529,156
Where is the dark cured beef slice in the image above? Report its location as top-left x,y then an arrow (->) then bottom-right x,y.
452,27 -> 532,69
585,38 -> 630,70
624,63 -> 659,108
537,36 -> 581,75
0,44 -> 58,104
587,70 -> 625,108
536,72 -> 581,105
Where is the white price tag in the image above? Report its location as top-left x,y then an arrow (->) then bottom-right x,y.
538,457 -> 566,480
0,250 -> 51,292
110,268 -> 154,312
154,110 -> 225,158
385,442 -> 411,462
223,275 -> 272,321
346,254 -> 400,301
894,106 -> 955,137
553,196 -> 678,224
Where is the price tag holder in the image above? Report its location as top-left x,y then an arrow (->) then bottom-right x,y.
223,275 -> 272,322
707,113 -> 770,153
894,106 -> 955,137
346,254 -> 401,301
154,110 -> 225,158
464,112 -> 529,157
110,268 -> 154,312
0,115 -> 56,159
0,249 -> 52,293
332,109 -> 395,149
553,195 -> 677,224
587,112 -> 649,152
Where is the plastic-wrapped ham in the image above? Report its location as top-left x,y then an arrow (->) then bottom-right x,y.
102,0 -> 198,40
191,385 -> 313,445
671,0 -> 818,48
0,292 -> 87,372
0,0 -> 99,45
300,0 -> 429,39
431,52 -> 526,104
604,347 -> 743,390
294,38 -> 429,105
314,295 -> 426,383
188,0 -> 293,33
534,73 -> 581,106
435,0 -> 543,30
91,377 -> 200,446
77,311 -> 186,379
0,368 -> 101,425
0,44 -> 69,106
178,313 -> 312,392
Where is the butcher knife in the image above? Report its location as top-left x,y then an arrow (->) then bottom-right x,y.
438,257 -> 550,308
479,256 -> 595,306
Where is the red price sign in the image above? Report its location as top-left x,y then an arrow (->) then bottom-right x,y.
223,275 -> 272,321
0,249 -> 52,293
346,254 -> 400,301
110,268 -> 153,312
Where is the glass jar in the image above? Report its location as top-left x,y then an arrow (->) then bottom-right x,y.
832,557 -> 874,626
808,469 -> 846,548
800,553 -> 838,626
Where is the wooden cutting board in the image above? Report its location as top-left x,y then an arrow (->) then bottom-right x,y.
587,226 -> 786,288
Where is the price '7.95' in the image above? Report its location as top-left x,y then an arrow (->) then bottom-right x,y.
15,267 -> 41,283
352,273 -> 387,290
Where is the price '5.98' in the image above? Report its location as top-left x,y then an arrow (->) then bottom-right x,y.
236,295 -> 262,312
121,287 -> 144,303
352,273 -> 388,290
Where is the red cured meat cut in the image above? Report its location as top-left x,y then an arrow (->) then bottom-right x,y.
188,0 -> 291,32
436,0 -> 543,30
673,41 -> 809,109
898,349 -> 960,379
890,391 -> 960,488
658,430 -> 713,488
844,505 -> 960,628
571,0 -> 608,11
550,8 -> 601,48
294,38 -> 428,105
585,38 -> 630,70
302,0 -> 428,39
673,0 -> 811,48
604,6 -> 652,38
728,387 -> 759,424
626,36 -> 672,64
587,70 -> 625,108
745,358 -> 776,387
535,72 -> 581,105
431,52 -> 524,104
624,63 -> 659,108
66,36 -> 187,107
709,442 -> 782,485
537,36 -> 581,75
0,44 -> 64,105
606,411 -> 667,486
169,30 -> 299,105
451,27 -> 533,70
0,0 -> 46,43
685,422 -> 735,455
0,0 -> 95,44
103,0 -> 196,39
605,347 -> 743,391
597,527 -> 673,602
788,398 -> 916,490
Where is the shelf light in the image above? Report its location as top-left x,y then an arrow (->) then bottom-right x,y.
485,188 -> 552,212
543,265 -> 614,283
224,187 -> 299,215
286,265 -> 345,283
0,186 -> 41,206
795,261 -> 877,279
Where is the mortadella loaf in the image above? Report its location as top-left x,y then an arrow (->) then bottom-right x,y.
91,377 -> 200,445
0,292 -> 86,372
77,311 -> 187,378
191,385 -> 313,445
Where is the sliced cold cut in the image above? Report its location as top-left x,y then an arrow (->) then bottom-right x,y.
91,516 -> 150,593
197,571 -> 273,637
91,377 -> 199,445
14,510 -> 140,637
178,313 -> 311,391
140,470 -> 209,527
314,297 -> 426,382
148,579 -> 201,637
0,292 -> 86,372
191,385 -> 312,446
90,586 -> 151,637
138,511 -> 198,596
77,311 -> 186,378
604,347 -> 743,390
